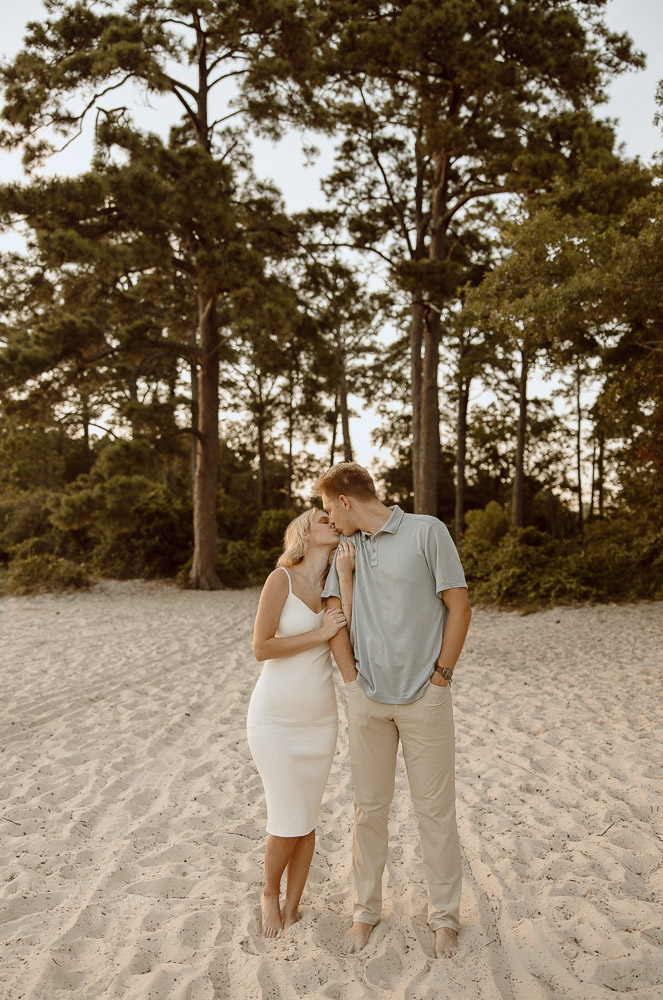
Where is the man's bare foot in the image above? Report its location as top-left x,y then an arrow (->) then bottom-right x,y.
341,921 -> 375,954
282,905 -> 300,936
434,927 -> 458,958
260,891 -> 283,938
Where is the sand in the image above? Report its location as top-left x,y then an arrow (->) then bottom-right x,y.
1,581 -> 662,1000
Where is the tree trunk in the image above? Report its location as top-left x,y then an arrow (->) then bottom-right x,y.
330,393 -> 339,466
338,377 -> 353,463
409,293 -> 424,507
286,382 -> 294,503
188,16 -> 222,587
597,428 -> 605,517
511,347 -> 528,528
189,293 -> 221,589
589,435 -> 596,521
81,394 -> 90,450
417,142 -> 455,518
256,410 -> 268,510
576,368 -> 584,538
189,334 -> 199,496
419,305 -> 441,516
454,375 -> 470,541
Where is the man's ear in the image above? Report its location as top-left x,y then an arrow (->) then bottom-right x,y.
338,493 -> 352,510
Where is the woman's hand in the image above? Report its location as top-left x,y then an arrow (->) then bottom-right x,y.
336,538 -> 355,578
319,608 -> 347,641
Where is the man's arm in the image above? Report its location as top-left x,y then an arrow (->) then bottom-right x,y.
431,587 -> 472,686
325,595 -> 358,683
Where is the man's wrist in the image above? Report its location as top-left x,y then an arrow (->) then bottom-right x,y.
434,665 -> 454,682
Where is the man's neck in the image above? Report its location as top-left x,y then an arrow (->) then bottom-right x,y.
356,503 -> 394,535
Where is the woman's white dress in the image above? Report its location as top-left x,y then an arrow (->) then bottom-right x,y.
246,567 -> 339,837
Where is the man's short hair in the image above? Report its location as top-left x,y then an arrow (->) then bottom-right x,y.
312,462 -> 379,502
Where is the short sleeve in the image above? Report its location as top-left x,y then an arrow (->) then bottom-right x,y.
424,520 -> 467,597
321,549 -> 342,601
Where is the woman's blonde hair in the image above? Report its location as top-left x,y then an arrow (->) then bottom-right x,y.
277,508 -> 320,567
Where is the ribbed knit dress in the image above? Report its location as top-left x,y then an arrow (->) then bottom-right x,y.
246,567 -> 339,837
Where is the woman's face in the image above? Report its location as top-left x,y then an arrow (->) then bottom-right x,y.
308,510 -> 341,550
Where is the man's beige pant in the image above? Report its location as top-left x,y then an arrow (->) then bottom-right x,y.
345,679 -> 461,932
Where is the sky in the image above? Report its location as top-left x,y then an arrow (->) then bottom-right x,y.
1,0 -> 661,471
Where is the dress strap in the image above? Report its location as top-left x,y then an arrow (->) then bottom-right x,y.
278,566 -> 293,593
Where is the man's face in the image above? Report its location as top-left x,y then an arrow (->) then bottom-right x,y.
322,493 -> 356,537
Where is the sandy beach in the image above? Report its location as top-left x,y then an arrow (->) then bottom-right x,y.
1,581 -> 662,1000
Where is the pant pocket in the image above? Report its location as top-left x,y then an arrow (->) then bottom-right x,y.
426,682 -> 451,704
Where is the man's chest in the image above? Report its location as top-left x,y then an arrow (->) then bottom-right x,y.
354,537 -> 430,586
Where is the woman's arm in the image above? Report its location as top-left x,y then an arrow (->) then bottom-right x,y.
253,570 -> 346,661
336,539 -> 355,631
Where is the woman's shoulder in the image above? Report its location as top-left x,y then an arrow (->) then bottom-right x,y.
256,568 -> 290,617
264,566 -> 290,591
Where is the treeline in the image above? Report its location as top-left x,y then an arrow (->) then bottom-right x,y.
0,1 -> 661,605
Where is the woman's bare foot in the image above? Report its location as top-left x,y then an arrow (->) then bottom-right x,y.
282,905 -> 300,936
341,921 -> 374,954
434,927 -> 458,958
261,891 -> 283,938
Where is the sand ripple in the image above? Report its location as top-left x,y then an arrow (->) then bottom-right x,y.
1,583 -> 661,999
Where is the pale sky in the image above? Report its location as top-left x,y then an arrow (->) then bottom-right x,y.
1,0 -> 661,471
2,0 -> 662,195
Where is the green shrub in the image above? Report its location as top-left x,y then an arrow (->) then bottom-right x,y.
462,501 -> 511,578
215,509 -> 302,588
217,539 -> 259,588
92,439 -> 162,481
45,473 -> 192,579
89,477 -> 193,578
463,501 -> 663,608
580,515 -> 663,600
0,490 -> 56,562
251,508 -> 300,550
2,553 -> 91,595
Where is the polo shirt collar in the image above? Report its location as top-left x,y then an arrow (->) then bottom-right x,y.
360,505 -> 404,540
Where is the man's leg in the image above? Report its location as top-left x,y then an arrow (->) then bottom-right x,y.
397,684 -> 462,949
346,685 -> 399,930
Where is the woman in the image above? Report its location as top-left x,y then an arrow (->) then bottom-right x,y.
247,508 -> 355,938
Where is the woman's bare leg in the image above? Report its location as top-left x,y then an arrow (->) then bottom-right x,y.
262,834 -> 299,937
283,829 -> 315,932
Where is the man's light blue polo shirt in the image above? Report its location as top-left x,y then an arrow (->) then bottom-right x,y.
322,505 -> 467,705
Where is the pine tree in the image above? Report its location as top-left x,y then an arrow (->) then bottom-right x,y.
1,1 -> 303,587
253,0 -> 643,513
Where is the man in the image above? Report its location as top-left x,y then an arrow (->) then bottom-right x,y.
313,462 -> 471,959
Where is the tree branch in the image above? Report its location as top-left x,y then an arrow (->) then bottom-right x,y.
443,186 -> 533,224
209,108 -> 246,130
359,85 -> 414,256
176,426 -> 204,442
167,81 -> 198,129
161,18 -> 195,30
308,240 -> 396,267
162,73 -> 198,101
51,74 -> 134,152
172,255 -> 196,278
207,52 -> 249,75
208,68 -> 248,90
143,338 -> 202,365
86,422 -> 117,440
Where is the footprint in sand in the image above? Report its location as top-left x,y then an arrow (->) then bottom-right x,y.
365,948 -> 405,989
